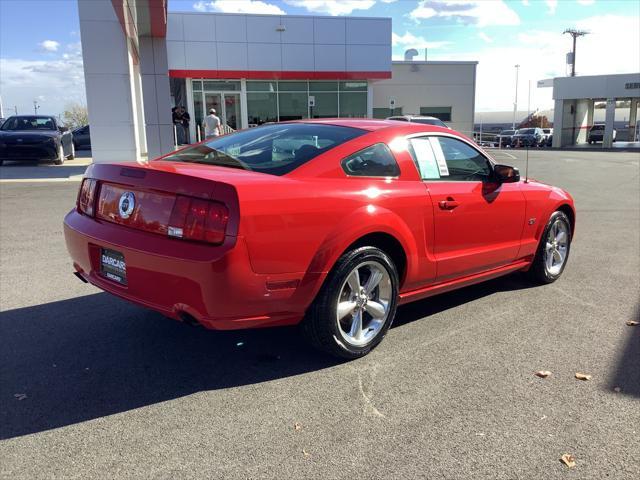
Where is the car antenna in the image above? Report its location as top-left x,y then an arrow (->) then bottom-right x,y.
524,144 -> 530,183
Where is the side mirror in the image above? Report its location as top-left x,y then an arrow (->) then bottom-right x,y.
494,164 -> 520,183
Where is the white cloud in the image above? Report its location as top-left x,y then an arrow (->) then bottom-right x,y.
478,32 -> 493,43
193,0 -> 285,14
427,14 -> 639,112
410,1 -> 520,27
38,40 -> 60,52
1,44 -> 85,116
521,0 -> 530,5
392,31 -> 451,50
546,0 -> 558,14
284,0 -> 375,16
576,0 -> 595,4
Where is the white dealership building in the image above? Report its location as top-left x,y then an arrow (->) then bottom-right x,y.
78,0 -> 477,162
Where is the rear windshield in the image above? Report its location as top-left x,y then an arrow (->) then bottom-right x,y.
162,123 -> 365,176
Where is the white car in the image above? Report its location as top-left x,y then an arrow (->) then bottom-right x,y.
386,115 -> 450,129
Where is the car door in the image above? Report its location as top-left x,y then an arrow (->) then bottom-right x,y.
408,135 -> 526,282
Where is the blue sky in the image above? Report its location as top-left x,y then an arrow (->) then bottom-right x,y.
1,0 -> 638,117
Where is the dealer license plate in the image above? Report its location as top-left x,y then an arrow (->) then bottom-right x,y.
100,248 -> 127,285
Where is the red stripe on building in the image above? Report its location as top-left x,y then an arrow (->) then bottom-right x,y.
148,0 -> 167,37
168,70 -> 392,80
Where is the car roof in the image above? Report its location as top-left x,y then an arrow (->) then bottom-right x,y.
287,118 -> 454,134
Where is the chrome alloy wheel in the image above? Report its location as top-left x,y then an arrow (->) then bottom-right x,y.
544,219 -> 569,276
336,261 -> 392,347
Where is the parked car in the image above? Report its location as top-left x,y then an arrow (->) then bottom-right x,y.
497,129 -> 516,147
511,128 -> 544,147
540,128 -> 553,146
588,124 -> 616,144
0,115 -> 74,165
72,125 -> 91,149
64,119 -> 575,359
386,115 -> 450,129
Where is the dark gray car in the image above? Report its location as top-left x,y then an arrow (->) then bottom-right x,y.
72,125 -> 91,149
0,115 -> 75,165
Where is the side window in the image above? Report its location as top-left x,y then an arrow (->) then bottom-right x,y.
341,143 -> 400,177
409,136 -> 491,181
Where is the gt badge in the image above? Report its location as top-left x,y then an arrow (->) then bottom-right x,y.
118,191 -> 136,219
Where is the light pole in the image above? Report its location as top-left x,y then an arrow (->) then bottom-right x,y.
33,100 -> 40,115
563,29 -> 588,77
512,64 -> 520,130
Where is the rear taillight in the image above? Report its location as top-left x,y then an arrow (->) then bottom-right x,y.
77,178 -> 97,216
168,195 -> 229,245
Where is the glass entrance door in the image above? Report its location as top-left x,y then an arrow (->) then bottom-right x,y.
223,93 -> 240,131
192,80 -> 243,141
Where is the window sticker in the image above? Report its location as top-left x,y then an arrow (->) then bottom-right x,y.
428,137 -> 449,176
410,138 -> 440,179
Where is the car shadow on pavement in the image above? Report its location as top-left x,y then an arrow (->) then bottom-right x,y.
609,303 -> 640,398
0,274 -> 534,440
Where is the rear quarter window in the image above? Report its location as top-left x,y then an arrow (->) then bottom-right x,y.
341,143 -> 400,177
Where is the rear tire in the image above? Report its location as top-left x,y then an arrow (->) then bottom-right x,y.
527,211 -> 572,284
301,247 -> 399,359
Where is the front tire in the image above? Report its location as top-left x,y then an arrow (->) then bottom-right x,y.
54,144 -> 65,165
301,247 -> 399,359
527,211 -> 572,284
67,142 -> 75,160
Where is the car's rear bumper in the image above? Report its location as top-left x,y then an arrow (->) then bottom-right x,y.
64,210 -> 320,330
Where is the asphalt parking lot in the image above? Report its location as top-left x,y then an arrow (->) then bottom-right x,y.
0,149 -> 638,479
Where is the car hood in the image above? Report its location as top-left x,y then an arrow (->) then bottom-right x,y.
0,130 -> 59,140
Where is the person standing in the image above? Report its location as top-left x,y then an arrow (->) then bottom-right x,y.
204,108 -> 221,139
179,106 -> 191,144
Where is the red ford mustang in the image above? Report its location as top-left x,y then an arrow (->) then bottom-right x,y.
64,120 -> 575,358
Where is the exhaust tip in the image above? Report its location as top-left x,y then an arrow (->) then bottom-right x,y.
73,271 -> 88,283
179,312 -> 202,328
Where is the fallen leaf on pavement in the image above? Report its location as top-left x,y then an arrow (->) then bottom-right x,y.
626,320 -> 639,327
575,373 -> 592,381
294,423 -> 302,431
14,393 -> 27,401
613,386 -> 622,393
534,370 -> 552,378
302,448 -> 311,457
560,454 -> 576,468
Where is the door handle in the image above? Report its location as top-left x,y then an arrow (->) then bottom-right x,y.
438,198 -> 460,210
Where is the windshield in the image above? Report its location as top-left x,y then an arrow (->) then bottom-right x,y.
412,118 -> 447,128
0,116 -> 57,131
517,128 -> 535,134
161,123 -> 365,176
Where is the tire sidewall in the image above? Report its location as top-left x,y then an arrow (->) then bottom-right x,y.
55,144 -> 65,165
320,247 -> 399,358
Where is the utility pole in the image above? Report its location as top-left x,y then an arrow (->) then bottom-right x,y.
512,64 -> 520,130
33,100 -> 40,115
563,29 -> 589,77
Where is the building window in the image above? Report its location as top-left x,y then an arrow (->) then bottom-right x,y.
373,107 -> 403,119
340,81 -> 368,91
311,92 -> 338,118
247,92 -> 278,126
278,92 -> 309,121
202,80 -> 240,91
339,92 -> 367,118
419,107 -> 452,122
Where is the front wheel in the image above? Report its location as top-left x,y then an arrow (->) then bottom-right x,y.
67,142 -> 75,160
527,211 -> 572,284
301,247 -> 399,359
54,144 -> 65,165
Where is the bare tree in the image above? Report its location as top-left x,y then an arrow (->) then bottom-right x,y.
62,102 -> 89,129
